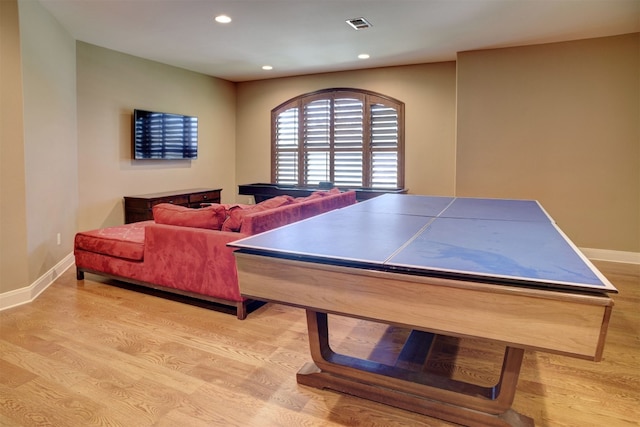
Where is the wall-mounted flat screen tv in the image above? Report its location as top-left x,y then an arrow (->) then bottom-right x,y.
133,109 -> 198,159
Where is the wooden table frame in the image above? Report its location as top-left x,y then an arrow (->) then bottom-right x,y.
298,310 -> 531,427
233,252 -> 614,427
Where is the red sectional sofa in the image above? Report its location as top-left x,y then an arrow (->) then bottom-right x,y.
74,189 -> 357,319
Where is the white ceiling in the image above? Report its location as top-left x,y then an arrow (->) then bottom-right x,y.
38,0 -> 640,82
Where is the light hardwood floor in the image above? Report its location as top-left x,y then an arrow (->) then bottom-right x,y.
0,261 -> 638,427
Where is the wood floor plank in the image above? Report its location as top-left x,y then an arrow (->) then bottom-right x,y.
0,262 -> 638,426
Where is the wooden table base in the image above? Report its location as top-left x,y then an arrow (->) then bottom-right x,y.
297,310 -> 534,427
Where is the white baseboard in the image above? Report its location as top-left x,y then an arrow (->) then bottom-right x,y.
0,252 -> 75,311
580,248 -> 640,265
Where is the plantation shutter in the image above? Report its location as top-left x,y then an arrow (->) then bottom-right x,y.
370,103 -> 399,188
273,106 -> 298,185
272,89 -> 404,188
334,97 -> 364,187
304,99 -> 331,185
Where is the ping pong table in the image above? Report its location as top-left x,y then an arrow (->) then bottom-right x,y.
230,194 -> 616,427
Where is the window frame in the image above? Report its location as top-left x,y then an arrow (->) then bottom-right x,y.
271,88 -> 405,189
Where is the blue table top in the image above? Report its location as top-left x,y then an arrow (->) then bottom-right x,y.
231,195 -> 617,293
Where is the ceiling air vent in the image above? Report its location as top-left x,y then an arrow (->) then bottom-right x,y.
346,17 -> 372,30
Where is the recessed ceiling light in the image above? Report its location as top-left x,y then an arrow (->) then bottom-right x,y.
358,53 -> 370,59
214,15 -> 232,24
262,65 -> 273,70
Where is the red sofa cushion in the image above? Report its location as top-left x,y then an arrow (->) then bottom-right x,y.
74,221 -> 150,261
312,187 -> 341,196
153,203 -> 227,230
222,195 -> 294,232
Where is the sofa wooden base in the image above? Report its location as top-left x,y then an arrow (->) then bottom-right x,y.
76,268 -> 250,319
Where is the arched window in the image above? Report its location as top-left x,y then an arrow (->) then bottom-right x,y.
271,88 -> 404,189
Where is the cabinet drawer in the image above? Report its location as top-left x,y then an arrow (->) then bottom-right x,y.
150,195 -> 189,207
190,191 -> 220,204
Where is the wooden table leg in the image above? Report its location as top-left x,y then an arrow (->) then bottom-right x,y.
297,310 -> 533,427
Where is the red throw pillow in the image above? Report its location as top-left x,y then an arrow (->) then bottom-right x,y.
221,196 -> 294,232
311,187 -> 341,197
258,195 -> 295,208
222,205 -> 245,232
152,203 -> 227,230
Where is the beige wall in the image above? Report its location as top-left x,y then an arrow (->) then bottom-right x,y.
19,0 -> 78,282
236,35 -> 638,252
456,34 -> 639,252
235,63 -> 457,203
76,43 -> 237,230
2,3 -> 638,300
0,0 -> 29,293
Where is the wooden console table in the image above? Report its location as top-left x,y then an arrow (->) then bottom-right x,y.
124,188 -> 222,223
